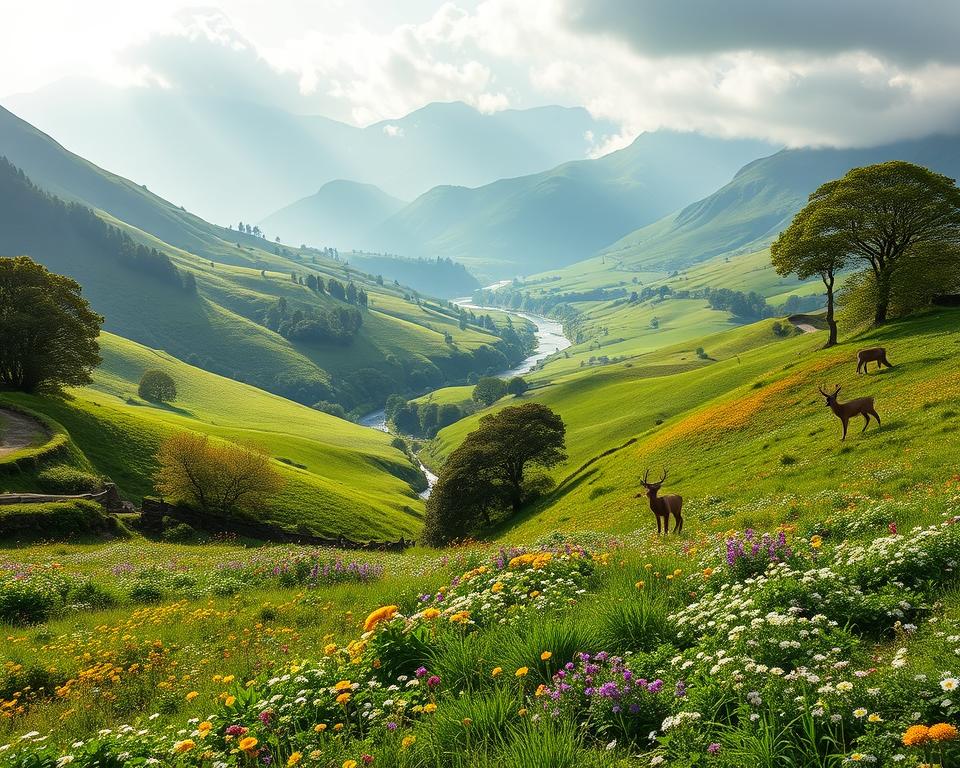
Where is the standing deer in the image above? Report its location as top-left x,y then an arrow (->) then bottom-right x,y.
635,468 -> 683,535
856,347 -> 893,374
818,384 -> 881,440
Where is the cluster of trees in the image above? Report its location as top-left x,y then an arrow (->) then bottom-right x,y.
0,256 -> 103,393
345,253 -> 479,297
234,221 -> 265,238
263,297 -> 363,345
423,403 -> 566,546
702,288 -> 773,320
155,432 -> 283,517
773,161 -> 960,345
385,395 -> 467,438
0,158 -> 195,292
472,375 -> 528,406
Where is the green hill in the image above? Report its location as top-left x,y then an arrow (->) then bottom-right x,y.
260,180 -> 406,251
602,133 -> 960,272
0,108 -> 533,413
0,332 -> 425,539
371,132 -> 777,279
426,308 -> 960,540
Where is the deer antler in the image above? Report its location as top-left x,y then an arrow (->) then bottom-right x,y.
642,468 -> 650,484
659,467 -> 668,484
818,384 -> 828,396
833,384 -> 842,396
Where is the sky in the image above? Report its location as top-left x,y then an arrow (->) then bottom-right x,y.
4,0 -> 960,153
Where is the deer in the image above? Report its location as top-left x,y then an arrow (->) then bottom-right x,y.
634,468 -> 683,535
818,384 -> 881,440
856,347 -> 893,374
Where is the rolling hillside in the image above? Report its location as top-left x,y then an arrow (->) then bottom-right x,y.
0,107 -> 533,413
371,131 -> 778,279
0,332 -> 425,539
426,307 -> 960,540
602,132 -> 960,272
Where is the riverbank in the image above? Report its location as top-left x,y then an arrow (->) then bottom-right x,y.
359,294 -> 573,498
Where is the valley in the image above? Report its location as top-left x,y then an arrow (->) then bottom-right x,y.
3,15 -> 960,766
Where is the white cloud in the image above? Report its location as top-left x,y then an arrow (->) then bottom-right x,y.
5,0 -> 960,149
382,123 -> 404,137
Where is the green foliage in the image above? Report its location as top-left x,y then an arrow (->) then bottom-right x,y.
506,377 -> 529,396
36,465 -> 102,494
425,403 -> 566,545
137,369 -> 177,403
0,256 -> 103,392
472,377 -> 508,407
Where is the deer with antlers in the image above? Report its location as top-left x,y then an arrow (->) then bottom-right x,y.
818,384 -> 881,440
635,468 -> 683,535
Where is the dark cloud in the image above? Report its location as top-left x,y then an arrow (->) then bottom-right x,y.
562,0 -> 960,65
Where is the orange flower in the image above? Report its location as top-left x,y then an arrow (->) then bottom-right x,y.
902,725 -> 930,746
174,739 -> 196,753
239,736 -> 259,753
540,651 -> 552,661
929,722 -> 958,742
422,608 -> 441,619
336,692 -> 352,705
364,605 -> 398,632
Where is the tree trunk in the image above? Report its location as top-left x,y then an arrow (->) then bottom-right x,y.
874,267 -> 891,324
823,272 -> 838,348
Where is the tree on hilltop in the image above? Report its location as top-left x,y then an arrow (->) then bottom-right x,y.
0,256 -> 102,392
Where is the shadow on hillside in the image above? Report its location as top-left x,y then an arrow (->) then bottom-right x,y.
128,399 -> 196,419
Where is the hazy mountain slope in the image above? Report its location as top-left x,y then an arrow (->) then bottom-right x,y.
371,131 -> 778,279
602,134 -> 960,271
261,180 -> 406,249
5,81 -> 615,222
0,112 -> 533,413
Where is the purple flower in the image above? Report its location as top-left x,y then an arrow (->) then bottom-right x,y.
386,722 -> 397,731
647,679 -> 663,693
415,667 -> 428,678
427,675 -> 441,688
675,680 -> 687,698
708,743 -> 721,755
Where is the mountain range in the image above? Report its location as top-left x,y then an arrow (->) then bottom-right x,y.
5,81 -> 616,223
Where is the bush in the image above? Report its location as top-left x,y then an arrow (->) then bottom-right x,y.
138,369 -> 177,402
37,464 -> 102,494
160,521 -> 199,543
507,376 -> 529,396
472,377 -> 508,407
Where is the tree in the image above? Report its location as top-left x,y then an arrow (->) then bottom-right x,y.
506,376 -> 529,396
771,204 -> 847,346
472,377 -> 507,407
423,403 -> 566,545
155,432 -> 283,516
138,369 -> 177,402
0,256 -> 103,392
795,161 -> 960,324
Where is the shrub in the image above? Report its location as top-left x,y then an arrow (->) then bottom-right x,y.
137,369 -> 177,402
37,464 -> 102,494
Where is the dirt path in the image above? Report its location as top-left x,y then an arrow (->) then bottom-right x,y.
0,408 -> 49,458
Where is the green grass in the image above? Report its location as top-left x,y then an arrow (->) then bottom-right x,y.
1,332 -> 428,540
426,308 -> 960,541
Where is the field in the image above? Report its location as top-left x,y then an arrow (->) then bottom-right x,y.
0,331 -> 426,540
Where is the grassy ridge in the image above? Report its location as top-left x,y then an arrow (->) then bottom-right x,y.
1,332 -> 427,540
426,309 -> 960,540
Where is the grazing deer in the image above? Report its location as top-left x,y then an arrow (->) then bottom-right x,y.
818,384 -> 881,440
635,468 -> 683,535
856,347 -> 893,374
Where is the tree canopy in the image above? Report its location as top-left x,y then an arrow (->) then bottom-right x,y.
472,376 -> 507,407
780,161 -> 960,325
138,369 -> 177,403
423,402 -> 566,546
0,255 -> 103,392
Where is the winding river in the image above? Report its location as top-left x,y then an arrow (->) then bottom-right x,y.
359,289 -> 572,499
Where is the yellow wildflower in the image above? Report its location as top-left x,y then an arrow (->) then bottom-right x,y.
515,667 -> 529,678
174,739 -> 196,753
287,752 -> 303,766
363,605 -> 398,632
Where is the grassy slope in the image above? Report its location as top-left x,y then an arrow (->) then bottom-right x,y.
0,333 -> 426,540
427,309 -> 960,540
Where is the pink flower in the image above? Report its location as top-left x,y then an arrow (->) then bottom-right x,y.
888,522 -> 898,535
225,725 -> 248,736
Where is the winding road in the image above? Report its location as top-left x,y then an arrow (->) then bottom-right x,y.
0,408 -> 48,458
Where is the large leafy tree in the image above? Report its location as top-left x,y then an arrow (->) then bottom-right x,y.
0,256 -> 103,392
771,207 -> 847,347
785,161 -> 960,325
423,403 -> 566,546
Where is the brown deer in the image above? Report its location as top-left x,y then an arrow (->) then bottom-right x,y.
818,384 -> 881,440
856,347 -> 893,374
634,468 -> 683,535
